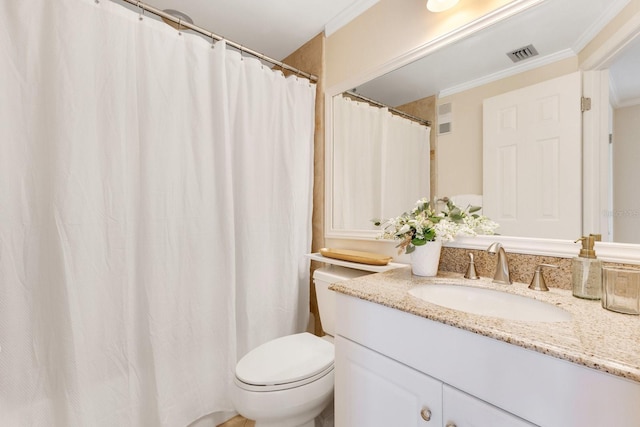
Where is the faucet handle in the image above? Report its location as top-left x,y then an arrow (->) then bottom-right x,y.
464,253 -> 479,280
528,264 -> 558,291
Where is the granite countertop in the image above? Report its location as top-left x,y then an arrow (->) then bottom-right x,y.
330,266 -> 640,383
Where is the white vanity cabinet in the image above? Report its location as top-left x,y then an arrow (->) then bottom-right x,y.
334,292 -> 640,427
336,335 -> 534,426
335,335 -> 443,426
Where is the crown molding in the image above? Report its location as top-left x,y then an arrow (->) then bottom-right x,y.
616,96 -> 640,108
581,8 -> 640,70
326,0 -> 545,96
572,0 -> 631,53
324,0 -> 380,37
439,49 -> 575,98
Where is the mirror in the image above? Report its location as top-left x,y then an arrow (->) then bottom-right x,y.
607,34 -> 640,244
328,0 -> 640,244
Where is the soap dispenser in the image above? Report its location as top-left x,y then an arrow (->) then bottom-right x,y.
572,235 -> 602,300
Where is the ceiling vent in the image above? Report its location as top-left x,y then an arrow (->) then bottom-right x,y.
506,44 -> 539,63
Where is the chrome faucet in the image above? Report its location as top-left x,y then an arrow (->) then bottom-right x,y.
487,242 -> 511,285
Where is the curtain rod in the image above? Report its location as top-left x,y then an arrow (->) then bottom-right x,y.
114,0 -> 318,82
344,91 -> 432,127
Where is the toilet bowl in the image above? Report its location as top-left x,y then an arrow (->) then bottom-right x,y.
230,265 -> 372,427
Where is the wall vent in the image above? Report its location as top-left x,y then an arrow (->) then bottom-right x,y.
439,122 -> 452,134
438,103 -> 452,115
506,44 -> 539,63
437,102 -> 452,135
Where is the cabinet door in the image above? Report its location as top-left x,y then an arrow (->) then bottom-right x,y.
443,385 -> 536,427
335,335 -> 442,427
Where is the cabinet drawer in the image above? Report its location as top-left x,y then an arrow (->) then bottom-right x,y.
443,384 -> 536,427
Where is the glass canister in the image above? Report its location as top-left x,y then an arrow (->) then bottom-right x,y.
601,266 -> 640,315
572,256 -> 602,299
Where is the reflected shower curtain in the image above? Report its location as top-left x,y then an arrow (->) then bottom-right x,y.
332,96 -> 385,230
380,114 -> 431,220
332,96 -> 430,230
0,1 -> 315,426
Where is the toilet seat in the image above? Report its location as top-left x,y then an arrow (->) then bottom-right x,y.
235,332 -> 334,392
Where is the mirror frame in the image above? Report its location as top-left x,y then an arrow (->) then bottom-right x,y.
325,0 -> 640,264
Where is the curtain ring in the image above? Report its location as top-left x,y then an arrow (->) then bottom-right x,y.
138,2 -> 144,20
177,18 -> 182,35
210,33 -> 215,49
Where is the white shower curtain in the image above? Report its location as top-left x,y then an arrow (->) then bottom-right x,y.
332,96 -> 430,229
0,1 -> 315,426
380,113 -> 431,220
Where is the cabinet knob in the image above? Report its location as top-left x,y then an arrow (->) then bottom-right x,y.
420,407 -> 432,421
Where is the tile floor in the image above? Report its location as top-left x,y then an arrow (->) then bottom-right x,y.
217,403 -> 334,427
217,415 -> 255,427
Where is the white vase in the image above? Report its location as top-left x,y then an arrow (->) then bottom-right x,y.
410,240 -> 442,276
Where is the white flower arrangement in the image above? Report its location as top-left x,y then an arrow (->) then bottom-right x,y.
373,197 -> 499,254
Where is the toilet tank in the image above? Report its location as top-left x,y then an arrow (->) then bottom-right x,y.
313,265 -> 372,337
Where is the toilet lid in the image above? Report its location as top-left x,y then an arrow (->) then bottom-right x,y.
235,332 -> 334,386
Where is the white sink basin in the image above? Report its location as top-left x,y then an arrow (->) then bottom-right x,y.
408,284 -> 571,322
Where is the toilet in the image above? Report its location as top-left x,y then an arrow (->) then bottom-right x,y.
230,265 -> 372,427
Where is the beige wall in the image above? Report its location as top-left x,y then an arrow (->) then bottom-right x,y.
436,56 -> 578,198
395,95 -> 437,196
282,34 -> 327,335
325,0 -> 514,88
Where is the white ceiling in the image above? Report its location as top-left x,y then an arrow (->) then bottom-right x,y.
113,0 -> 373,60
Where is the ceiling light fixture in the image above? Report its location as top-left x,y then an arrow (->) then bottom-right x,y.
426,0 -> 459,12
161,9 -> 194,30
